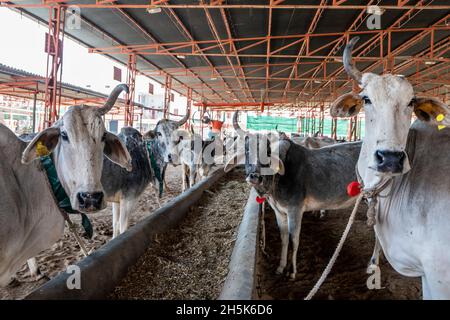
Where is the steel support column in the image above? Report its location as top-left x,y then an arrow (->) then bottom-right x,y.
163,75 -> 172,119
44,5 -> 65,127
125,54 -> 137,127
186,87 -> 192,130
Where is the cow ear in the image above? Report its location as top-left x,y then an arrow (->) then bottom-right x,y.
224,150 -> 245,173
103,131 -> 132,172
413,97 -> 450,127
330,93 -> 363,118
22,127 -> 60,164
143,129 -> 155,139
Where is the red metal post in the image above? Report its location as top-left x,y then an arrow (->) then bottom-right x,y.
44,5 -> 65,127
125,54 -> 137,127
163,74 -> 172,119
186,87 -> 192,130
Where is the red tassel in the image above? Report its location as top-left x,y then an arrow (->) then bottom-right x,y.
347,181 -> 361,197
256,196 -> 266,204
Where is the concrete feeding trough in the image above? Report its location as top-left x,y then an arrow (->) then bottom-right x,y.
26,168 -> 227,300
219,188 -> 260,300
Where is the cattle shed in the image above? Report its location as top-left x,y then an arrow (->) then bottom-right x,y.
2,1 -> 449,132
0,0 -> 450,304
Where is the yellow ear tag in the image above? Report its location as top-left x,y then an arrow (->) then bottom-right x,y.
36,141 -> 50,157
438,125 -> 446,131
436,114 -> 445,122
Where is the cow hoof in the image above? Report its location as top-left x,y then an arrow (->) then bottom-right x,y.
6,277 -> 21,288
275,266 -> 284,275
289,273 -> 297,281
366,264 -> 378,274
34,273 -> 50,282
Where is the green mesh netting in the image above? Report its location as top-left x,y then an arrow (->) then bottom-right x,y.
246,115 -> 298,132
246,116 -> 365,138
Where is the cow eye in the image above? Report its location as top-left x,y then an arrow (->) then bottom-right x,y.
61,131 -> 69,142
408,98 -> 416,108
362,96 -> 372,105
156,132 -> 162,137
101,133 -> 107,142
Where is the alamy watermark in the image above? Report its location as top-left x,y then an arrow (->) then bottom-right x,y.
366,5 -> 384,30
366,264 -> 382,290
66,6 -> 81,30
66,264 -> 81,290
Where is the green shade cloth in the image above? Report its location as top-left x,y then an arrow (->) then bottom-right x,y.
246,115 -> 364,138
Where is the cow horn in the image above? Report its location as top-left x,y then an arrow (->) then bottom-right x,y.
343,37 -> 362,83
176,109 -> 190,127
98,84 -> 129,115
233,111 -> 246,137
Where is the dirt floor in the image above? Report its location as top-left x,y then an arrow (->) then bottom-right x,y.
109,169 -> 250,300
256,205 -> 422,300
0,165 -> 183,300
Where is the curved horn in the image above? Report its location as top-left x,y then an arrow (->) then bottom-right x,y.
98,84 -> 129,115
232,111 -> 246,137
343,37 -> 362,83
176,109 -> 190,127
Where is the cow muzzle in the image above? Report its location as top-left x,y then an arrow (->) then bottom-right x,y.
76,191 -> 105,212
374,150 -> 406,174
246,173 -> 263,186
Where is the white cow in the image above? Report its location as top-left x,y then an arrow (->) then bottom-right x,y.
331,37 -> 450,299
0,84 -> 131,286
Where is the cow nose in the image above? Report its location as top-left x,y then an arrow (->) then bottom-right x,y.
249,173 -> 258,179
248,173 -> 262,184
374,150 -> 405,173
77,192 -> 104,211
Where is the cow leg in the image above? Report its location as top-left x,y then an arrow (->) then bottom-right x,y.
421,263 -> 450,299
422,276 -> 432,300
119,199 -> 135,235
112,202 -> 121,238
182,165 -> 190,191
368,236 -> 382,272
288,208 -> 305,280
273,208 -> 289,275
27,258 -> 46,281
162,163 -> 170,192
189,165 -> 197,188
153,184 -> 162,208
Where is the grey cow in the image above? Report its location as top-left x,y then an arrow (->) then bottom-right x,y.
102,127 -> 164,238
225,111 -> 361,279
143,112 -> 190,192
0,85 -> 131,286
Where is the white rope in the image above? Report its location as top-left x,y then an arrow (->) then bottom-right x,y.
260,202 -> 267,254
66,220 -> 89,257
304,193 -> 364,300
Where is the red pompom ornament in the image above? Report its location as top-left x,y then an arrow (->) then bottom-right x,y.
347,181 -> 361,197
256,196 -> 266,204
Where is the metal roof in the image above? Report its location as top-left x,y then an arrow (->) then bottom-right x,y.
3,0 -> 450,109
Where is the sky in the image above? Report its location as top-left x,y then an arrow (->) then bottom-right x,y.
0,8 -> 185,104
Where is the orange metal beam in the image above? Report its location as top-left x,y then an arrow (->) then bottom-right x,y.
165,2 -> 241,102
88,25 -> 450,58
3,3 -> 450,10
307,10 -> 449,100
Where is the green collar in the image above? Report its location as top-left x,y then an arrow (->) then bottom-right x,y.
39,155 -> 93,239
146,140 -> 164,198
